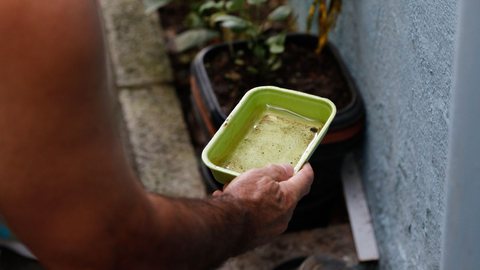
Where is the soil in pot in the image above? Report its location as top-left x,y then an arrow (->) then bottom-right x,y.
205,42 -> 353,115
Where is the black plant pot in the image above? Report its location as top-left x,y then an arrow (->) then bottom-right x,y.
191,33 -> 365,160
189,33 -> 365,230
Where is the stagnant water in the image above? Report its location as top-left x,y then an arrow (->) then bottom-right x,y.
219,105 -> 324,173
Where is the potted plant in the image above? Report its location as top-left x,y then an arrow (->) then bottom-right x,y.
186,0 -> 365,230
146,0 -> 365,230
190,1 -> 364,168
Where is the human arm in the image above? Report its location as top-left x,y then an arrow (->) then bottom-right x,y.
0,1 -> 314,269
145,163 -> 313,269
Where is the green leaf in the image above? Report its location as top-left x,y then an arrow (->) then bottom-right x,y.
225,71 -> 242,81
226,0 -> 244,11
268,43 -> 285,54
143,0 -> 172,14
270,59 -> 282,71
253,44 -> 266,59
267,5 -> 293,21
213,15 -> 249,31
247,0 -> 267,6
267,55 -> 276,65
266,34 -> 286,54
174,29 -> 219,52
234,58 -> 245,65
186,12 -> 204,28
199,0 -> 224,14
247,66 -> 259,74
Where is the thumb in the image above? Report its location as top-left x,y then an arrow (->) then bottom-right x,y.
212,190 -> 223,197
279,163 -> 314,200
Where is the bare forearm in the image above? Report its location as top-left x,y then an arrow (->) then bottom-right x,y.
0,0 -> 253,267
143,194 -> 253,269
135,162 -> 316,270
30,188 -> 256,269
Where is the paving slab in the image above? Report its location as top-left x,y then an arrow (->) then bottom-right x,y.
119,86 -> 205,198
99,0 -> 172,87
219,224 -> 358,270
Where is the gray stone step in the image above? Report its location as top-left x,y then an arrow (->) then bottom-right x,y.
99,0 -> 205,198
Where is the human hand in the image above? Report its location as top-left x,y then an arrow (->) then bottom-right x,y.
213,163 -> 314,246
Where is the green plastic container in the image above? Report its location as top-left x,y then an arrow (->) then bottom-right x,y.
202,86 -> 337,184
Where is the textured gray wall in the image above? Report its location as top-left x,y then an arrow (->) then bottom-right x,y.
290,1 -> 456,269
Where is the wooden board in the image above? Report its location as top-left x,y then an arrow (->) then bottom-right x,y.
341,154 -> 380,262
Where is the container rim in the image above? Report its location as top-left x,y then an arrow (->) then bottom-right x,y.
201,86 -> 337,182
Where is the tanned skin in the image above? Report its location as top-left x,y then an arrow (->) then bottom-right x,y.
0,1 -> 314,269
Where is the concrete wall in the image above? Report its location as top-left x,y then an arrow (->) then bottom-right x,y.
290,1 -> 457,269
